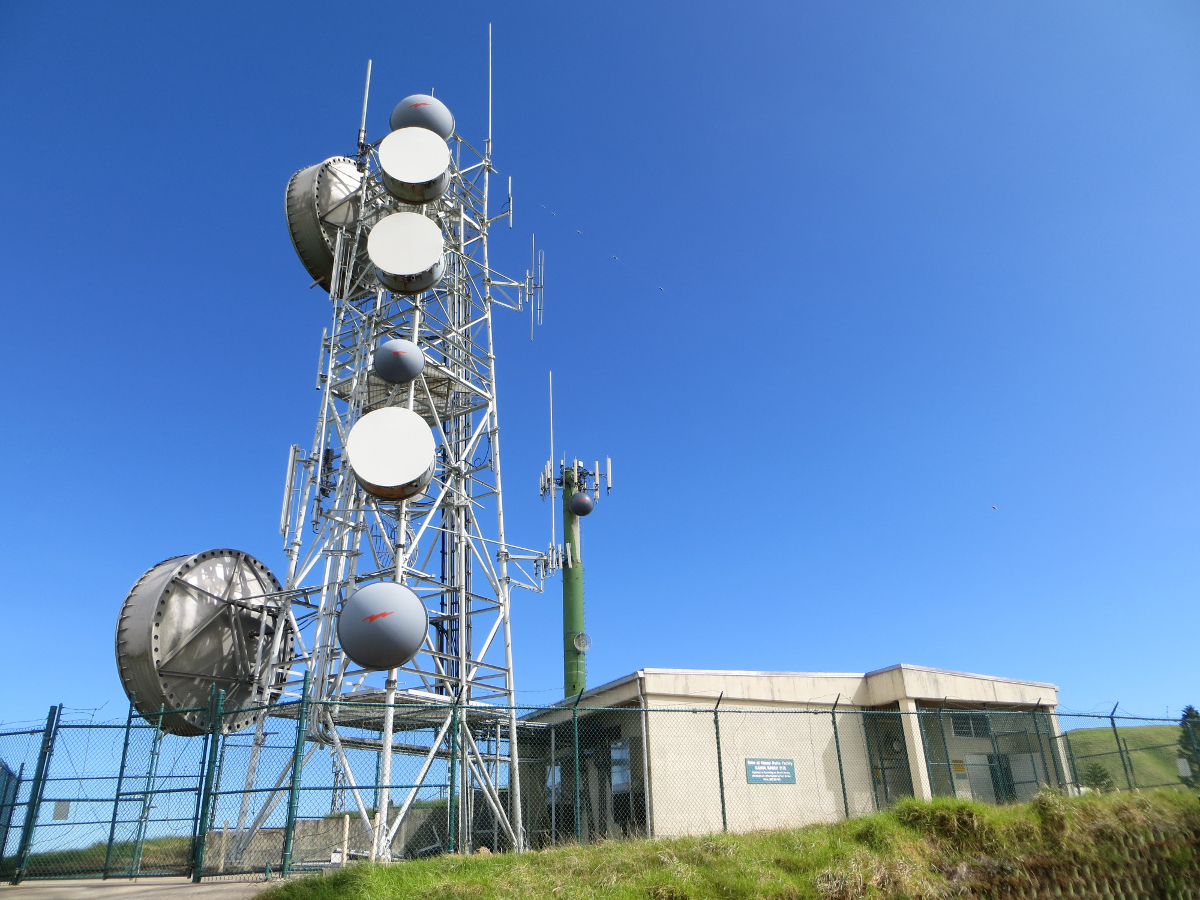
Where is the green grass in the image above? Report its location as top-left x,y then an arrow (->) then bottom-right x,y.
263,790 -> 1200,900
1063,723 -> 1188,790
0,835 -> 191,878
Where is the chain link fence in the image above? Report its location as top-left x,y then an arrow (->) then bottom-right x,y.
2,691 -> 1197,882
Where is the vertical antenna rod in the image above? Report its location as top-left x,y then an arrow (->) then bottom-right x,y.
549,371 -> 556,551
487,23 -> 493,153
357,60 -> 373,151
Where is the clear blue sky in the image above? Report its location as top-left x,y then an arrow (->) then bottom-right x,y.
2,1 -> 1198,726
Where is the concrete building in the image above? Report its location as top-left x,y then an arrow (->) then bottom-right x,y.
519,664 -> 1064,844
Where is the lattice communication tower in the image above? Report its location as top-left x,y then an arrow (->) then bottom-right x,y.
115,39 -> 548,859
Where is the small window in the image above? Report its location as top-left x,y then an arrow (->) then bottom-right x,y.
611,740 -> 631,794
950,713 -> 991,738
546,764 -> 561,805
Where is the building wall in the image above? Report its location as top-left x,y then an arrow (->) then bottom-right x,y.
525,665 -> 1061,840
865,665 -> 1058,708
641,694 -> 878,837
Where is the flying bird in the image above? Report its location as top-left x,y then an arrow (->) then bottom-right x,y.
992,506 -> 997,509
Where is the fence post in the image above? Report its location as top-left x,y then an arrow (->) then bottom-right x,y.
447,694 -> 461,854
1109,704 -> 1133,791
102,698 -> 137,879
11,704 -> 61,885
548,726 -> 557,845
638,695 -> 654,839
1035,707 -> 1065,790
1063,732 -> 1080,789
0,763 -> 24,876
192,688 -> 225,883
985,711 -> 1016,802
1030,704 -> 1053,790
1184,719 -> 1200,798
831,696 -> 849,818
571,691 -> 582,844
1122,737 -> 1137,789
130,705 -> 165,879
188,686 -> 217,877
713,693 -> 727,833
281,670 -> 311,877
917,709 -> 941,800
936,701 -> 954,798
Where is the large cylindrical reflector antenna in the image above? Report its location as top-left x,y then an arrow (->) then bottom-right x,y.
284,157 -> 362,290
114,550 -> 292,736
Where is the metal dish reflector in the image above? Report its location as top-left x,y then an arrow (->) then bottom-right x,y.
367,212 -> 445,294
337,581 -> 428,671
114,550 -> 292,736
378,128 -> 450,203
388,94 -> 455,139
285,157 -> 362,290
345,407 -> 437,500
568,492 -> 595,516
372,338 -> 425,384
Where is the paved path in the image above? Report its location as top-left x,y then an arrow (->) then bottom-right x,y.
0,878 -> 279,899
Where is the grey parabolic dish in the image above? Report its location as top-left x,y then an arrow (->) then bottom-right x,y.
373,338 -> 425,384
389,94 -> 455,139
337,581 -> 429,670
568,492 -> 595,516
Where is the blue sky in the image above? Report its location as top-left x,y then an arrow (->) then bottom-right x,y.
1,1 -> 1198,726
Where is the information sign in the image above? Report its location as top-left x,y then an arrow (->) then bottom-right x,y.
745,758 -> 796,784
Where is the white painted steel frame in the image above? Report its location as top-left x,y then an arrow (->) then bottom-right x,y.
232,50 -> 545,860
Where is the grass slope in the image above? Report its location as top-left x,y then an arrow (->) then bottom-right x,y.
0,835 -> 191,878
1064,724 -> 1187,790
264,790 -> 1200,900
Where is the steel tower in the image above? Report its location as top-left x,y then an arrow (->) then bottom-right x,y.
232,45 -> 547,860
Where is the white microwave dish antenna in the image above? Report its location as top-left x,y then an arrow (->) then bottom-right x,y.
379,127 -> 451,203
367,211 -> 445,294
345,406 -> 437,500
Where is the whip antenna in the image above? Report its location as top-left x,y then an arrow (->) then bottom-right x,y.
357,59 -> 373,156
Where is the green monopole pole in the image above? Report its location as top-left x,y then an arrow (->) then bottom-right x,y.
562,467 -> 585,699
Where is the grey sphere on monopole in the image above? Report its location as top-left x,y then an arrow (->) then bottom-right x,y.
337,581 -> 428,671
389,95 -> 455,139
373,338 -> 425,384
568,492 -> 595,516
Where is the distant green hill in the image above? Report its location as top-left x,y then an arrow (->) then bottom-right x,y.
0,835 -> 191,880
1061,723 -> 1190,791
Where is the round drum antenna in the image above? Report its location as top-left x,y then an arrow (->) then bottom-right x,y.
114,550 -> 293,736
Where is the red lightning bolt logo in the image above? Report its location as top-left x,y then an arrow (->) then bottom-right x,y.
362,611 -> 394,623
410,102 -> 431,108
